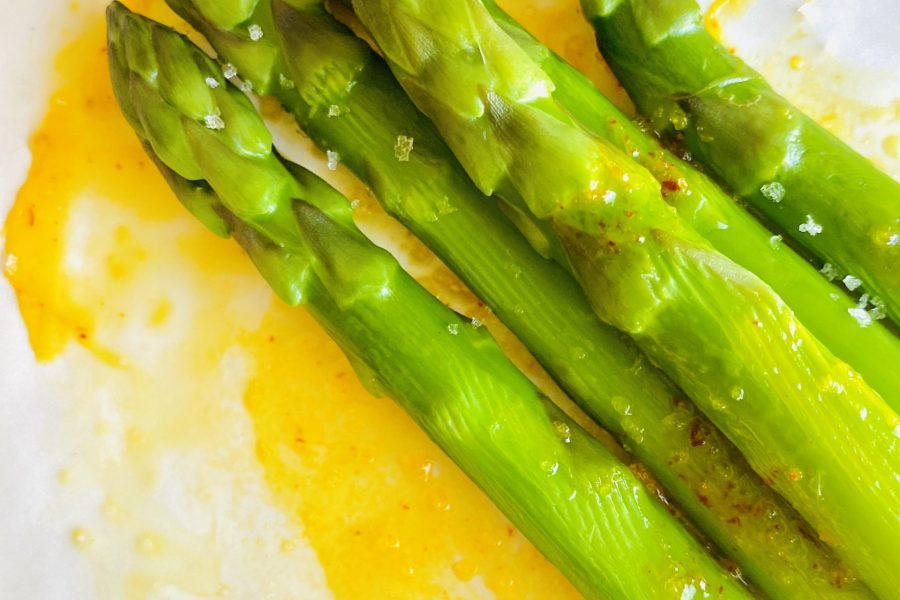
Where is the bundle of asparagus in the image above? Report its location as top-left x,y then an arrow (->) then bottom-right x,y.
106,0 -> 900,598
343,0 -> 900,596
106,4 -> 749,598
581,0 -> 900,326
161,0 -> 872,596
483,0 -> 900,404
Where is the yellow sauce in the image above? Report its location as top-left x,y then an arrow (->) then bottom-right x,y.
2,1 -> 609,597
497,0 -> 634,113
3,1 -> 179,361
704,0 -> 748,51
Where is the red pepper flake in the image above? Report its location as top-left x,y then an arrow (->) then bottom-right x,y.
661,180 -> 680,193
689,421 -> 707,447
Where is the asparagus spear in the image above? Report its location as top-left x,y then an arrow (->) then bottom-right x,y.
159,1 -> 877,596
106,4 -> 753,598
483,0 -> 900,406
346,0 -> 900,595
580,0 -> 900,326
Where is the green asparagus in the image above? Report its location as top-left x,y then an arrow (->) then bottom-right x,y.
581,0 -> 900,326
106,4 -> 752,598
346,0 -> 900,595
160,0 -> 873,596
483,0 -> 900,405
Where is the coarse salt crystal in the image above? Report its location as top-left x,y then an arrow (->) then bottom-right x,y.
447,323 -> 459,336
204,77 -> 219,89
204,113 -> 225,130
843,275 -> 862,291
799,214 -> 822,236
888,233 -> 899,246
3,253 -> 18,276
395,135 -> 414,161
248,24 -> 263,41
848,307 -> 873,328
820,262 -> 838,281
279,74 -> 295,90
222,63 -> 238,79
760,181 -> 785,203
328,105 -> 341,118
326,150 -> 340,171
602,190 -> 616,204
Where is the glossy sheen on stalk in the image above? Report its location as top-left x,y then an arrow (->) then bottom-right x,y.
483,0 -> 900,407
348,0 -> 900,596
162,1 -> 870,597
106,4 -> 752,598
581,0 -> 900,326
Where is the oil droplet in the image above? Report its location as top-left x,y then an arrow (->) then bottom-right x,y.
883,134 -> 900,159
57,468 -> 74,484
126,427 -> 145,448
611,396 -> 632,416
149,298 -> 171,327
787,468 -> 803,482
622,420 -> 646,445
102,498 -> 122,520
696,124 -> 715,142
452,558 -> 478,581
71,527 -> 94,550
541,460 -> 560,476
789,55 -> 805,70
730,387 -> 745,401
378,534 -> 402,550
420,461 -> 435,482
280,539 -> 296,554
553,420 -> 572,444
669,108 -> 689,131
136,532 -> 163,555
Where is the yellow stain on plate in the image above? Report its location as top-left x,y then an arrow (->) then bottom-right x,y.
243,305 -> 581,599
3,1 -> 596,598
3,0 -> 185,362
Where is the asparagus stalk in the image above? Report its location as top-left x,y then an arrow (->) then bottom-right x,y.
483,0 -> 900,406
160,1 -> 877,596
346,0 -> 900,595
580,0 -> 900,326
106,4 -> 753,598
